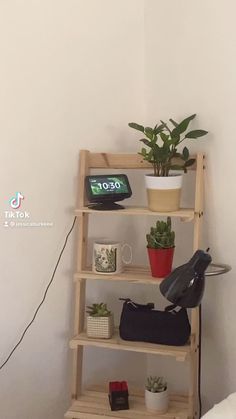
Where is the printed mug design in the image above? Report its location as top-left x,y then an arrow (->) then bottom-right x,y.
94,247 -> 117,273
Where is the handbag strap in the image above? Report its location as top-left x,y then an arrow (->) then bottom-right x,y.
119,298 -> 154,310
120,300 -> 184,314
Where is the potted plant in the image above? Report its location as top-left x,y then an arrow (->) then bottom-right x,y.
145,376 -> 168,413
86,303 -> 114,339
129,114 -> 208,211
146,217 -> 175,278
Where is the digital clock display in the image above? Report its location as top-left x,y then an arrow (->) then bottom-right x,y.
89,176 -> 129,195
85,174 -> 132,206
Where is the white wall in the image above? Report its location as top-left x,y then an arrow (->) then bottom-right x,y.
0,1 -> 235,418
0,1 -> 145,418
144,0 -> 236,413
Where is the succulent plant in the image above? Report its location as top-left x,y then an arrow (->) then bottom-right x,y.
86,303 -> 112,317
146,376 -> 167,393
146,217 -> 175,249
129,114 -> 208,176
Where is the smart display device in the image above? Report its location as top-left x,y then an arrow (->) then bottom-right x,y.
85,174 -> 132,210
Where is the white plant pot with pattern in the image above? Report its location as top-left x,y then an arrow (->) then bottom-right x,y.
87,315 -> 114,339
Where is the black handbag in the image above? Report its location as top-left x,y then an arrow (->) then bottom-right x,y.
119,298 -> 191,346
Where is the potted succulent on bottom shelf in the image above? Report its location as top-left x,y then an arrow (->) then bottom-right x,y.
145,376 -> 168,413
86,303 -> 114,339
146,217 -> 175,278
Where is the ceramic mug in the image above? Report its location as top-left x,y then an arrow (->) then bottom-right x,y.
92,240 -> 132,274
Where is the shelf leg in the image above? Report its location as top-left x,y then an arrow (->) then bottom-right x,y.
71,278 -> 86,399
71,150 -> 90,399
189,153 -> 205,418
189,342 -> 199,419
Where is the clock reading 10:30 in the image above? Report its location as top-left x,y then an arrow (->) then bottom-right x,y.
89,176 -> 130,195
97,181 -> 121,191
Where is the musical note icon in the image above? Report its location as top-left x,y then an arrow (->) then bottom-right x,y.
9,192 -> 24,209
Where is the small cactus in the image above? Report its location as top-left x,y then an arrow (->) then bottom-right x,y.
146,217 -> 175,249
146,376 -> 167,393
86,303 -> 112,317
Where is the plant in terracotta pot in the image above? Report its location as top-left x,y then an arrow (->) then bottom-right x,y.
86,303 -> 114,339
129,114 -> 208,211
145,376 -> 168,413
146,217 -> 175,278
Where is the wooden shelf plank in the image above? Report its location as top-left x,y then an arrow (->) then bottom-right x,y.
74,266 -> 163,285
87,151 -> 197,170
64,389 -> 189,419
75,206 -> 195,221
69,331 -> 191,361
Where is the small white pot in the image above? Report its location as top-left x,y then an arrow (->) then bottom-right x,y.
145,174 -> 183,212
87,315 -> 114,339
145,388 -> 169,413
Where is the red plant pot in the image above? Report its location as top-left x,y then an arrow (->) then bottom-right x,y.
147,247 -> 175,278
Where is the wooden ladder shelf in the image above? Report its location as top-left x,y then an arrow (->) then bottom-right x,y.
65,150 -> 204,419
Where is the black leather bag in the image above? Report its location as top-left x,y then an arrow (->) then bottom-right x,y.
119,299 -> 191,346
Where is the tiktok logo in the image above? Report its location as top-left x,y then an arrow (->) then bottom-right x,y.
5,192 -> 29,221
9,192 -> 24,209
3,191 -> 53,229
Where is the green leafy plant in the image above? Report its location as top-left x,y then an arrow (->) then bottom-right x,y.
146,217 -> 175,249
146,376 -> 167,393
128,114 -> 208,176
86,303 -> 112,317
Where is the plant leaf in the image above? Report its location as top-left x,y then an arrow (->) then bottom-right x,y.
140,138 -> 152,147
184,158 -> 196,167
185,129 -> 208,139
171,114 -> 196,137
160,132 -> 169,142
138,151 -> 148,159
182,146 -> 189,161
148,149 -> 153,159
128,122 -> 144,132
160,120 -> 171,134
170,133 -> 180,145
144,127 -> 154,140
154,123 -> 165,135
145,127 -> 153,134
169,118 -> 178,127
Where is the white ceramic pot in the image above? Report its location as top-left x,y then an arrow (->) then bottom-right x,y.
145,388 -> 169,413
145,174 -> 183,212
